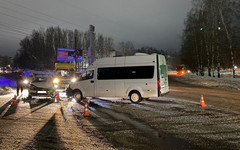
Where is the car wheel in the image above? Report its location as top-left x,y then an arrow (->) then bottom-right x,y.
73,90 -> 83,102
129,91 -> 142,103
66,87 -> 73,98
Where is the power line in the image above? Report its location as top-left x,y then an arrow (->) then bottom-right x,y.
0,24 -> 30,35
1,0 -> 123,40
0,27 -> 27,36
0,22 -> 32,33
1,0 -> 86,30
0,4 -> 60,27
0,11 -> 43,27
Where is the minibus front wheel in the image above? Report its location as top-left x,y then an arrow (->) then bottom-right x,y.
73,89 -> 83,102
129,91 -> 142,103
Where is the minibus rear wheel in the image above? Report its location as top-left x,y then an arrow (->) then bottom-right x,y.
129,91 -> 142,103
73,89 -> 83,102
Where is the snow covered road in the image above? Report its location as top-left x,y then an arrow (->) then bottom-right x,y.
1,73 -> 240,149
0,92 -> 115,150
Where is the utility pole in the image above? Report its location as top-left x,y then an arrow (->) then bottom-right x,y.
74,32 -> 78,72
88,25 -> 95,65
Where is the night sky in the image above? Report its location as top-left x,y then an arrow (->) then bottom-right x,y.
0,0 -> 192,56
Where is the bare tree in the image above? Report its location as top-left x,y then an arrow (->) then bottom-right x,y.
14,26 -> 116,69
119,41 -> 134,56
181,0 -> 240,78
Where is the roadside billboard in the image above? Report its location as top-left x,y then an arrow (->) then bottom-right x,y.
57,48 -> 82,62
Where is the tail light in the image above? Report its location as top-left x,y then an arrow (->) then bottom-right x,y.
158,79 -> 161,90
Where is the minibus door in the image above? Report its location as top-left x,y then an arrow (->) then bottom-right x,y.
81,70 -> 95,97
159,65 -> 168,94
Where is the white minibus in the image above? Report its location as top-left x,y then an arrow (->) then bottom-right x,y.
67,53 -> 169,103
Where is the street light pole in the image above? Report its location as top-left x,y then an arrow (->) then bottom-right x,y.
74,33 -> 78,72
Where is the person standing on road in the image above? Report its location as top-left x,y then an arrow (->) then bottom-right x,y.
15,72 -> 25,96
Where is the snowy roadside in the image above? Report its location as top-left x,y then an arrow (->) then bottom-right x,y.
172,72 -> 240,91
0,86 -> 15,95
0,76 -> 16,95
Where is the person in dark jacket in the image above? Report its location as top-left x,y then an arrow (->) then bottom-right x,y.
15,72 -> 25,96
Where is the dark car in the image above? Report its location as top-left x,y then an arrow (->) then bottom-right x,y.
28,75 -> 55,99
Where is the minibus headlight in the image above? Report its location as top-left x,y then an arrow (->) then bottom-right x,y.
53,78 -> 59,84
71,78 -> 77,82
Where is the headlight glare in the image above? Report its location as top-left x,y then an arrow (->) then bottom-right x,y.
23,79 -> 29,84
71,78 -> 77,82
53,78 -> 59,84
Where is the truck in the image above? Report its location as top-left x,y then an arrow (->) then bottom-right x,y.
53,62 -> 77,91
67,53 -> 169,103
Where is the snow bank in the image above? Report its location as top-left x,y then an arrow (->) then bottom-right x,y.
0,76 -> 16,87
175,72 -> 240,90
0,86 -> 14,95
0,76 -> 15,95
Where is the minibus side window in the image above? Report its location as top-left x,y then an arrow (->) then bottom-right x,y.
160,65 -> 167,78
98,66 -> 154,80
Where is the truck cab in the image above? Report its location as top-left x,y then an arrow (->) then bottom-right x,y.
53,63 -> 77,91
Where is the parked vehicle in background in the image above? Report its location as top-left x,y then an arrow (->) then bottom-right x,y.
67,53 -> 169,103
176,65 -> 186,76
28,75 -> 55,99
0,67 -> 12,74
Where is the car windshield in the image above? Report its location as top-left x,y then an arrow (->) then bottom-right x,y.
55,69 -> 74,78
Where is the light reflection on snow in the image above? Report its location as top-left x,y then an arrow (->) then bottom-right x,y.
72,98 -> 76,103
88,106 -> 96,111
98,97 -> 131,104
91,99 -> 111,108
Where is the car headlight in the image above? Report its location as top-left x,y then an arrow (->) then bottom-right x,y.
23,79 -> 29,84
71,78 -> 77,82
53,78 -> 59,84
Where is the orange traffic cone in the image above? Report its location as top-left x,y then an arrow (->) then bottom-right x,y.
55,91 -> 60,103
199,95 -> 207,107
83,102 -> 89,117
11,95 -> 18,105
